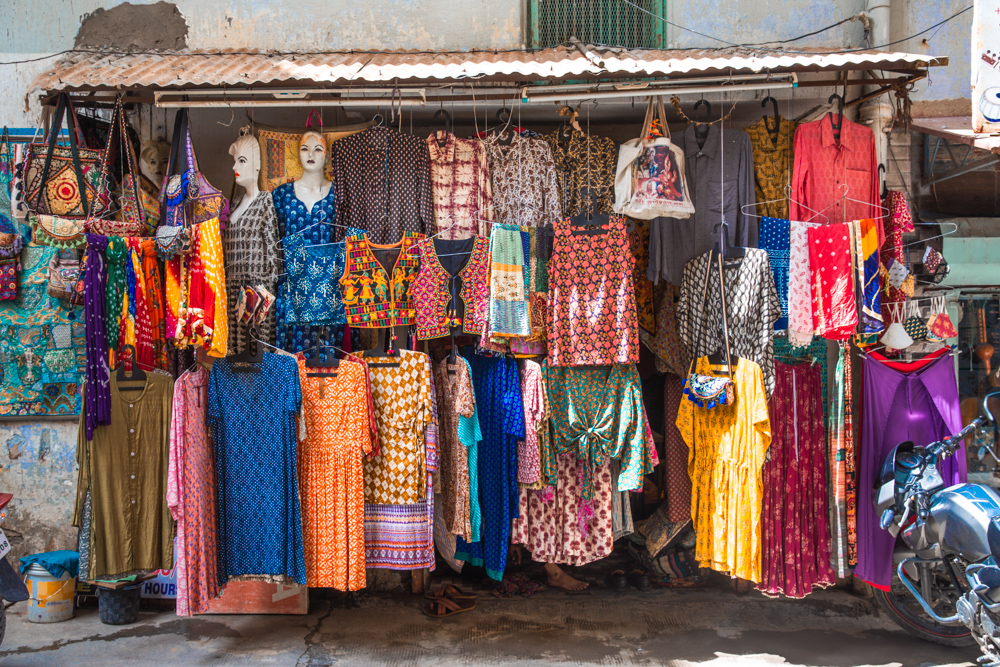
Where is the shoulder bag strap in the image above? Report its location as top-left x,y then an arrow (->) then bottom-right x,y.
716,251 -> 735,382
639,97 -> 656,140
34,95 -> 67,210
159,109 -> 187,221
304,109 -> 323,131
656,97 -> 672,140
116,98 -> 144,229
183,117 -> 198,173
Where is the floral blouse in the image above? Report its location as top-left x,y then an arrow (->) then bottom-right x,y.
483,132 -> 561,228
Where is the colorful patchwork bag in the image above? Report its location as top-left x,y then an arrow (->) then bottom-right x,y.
30,214 -> 85,249
20,93 -> 109,219
46,252 -> 84,305
683,250 -> 737,409
158,109 -> 229,229
84,97 -> 147,238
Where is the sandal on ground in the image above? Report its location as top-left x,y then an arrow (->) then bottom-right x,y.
422,595 -> 477,618
628,569 -> 652,592
424,584 -> 478,601
605,569 -> 628,591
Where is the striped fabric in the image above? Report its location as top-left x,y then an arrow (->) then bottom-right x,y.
488,223 -> 530,337
826,342 -> 850,577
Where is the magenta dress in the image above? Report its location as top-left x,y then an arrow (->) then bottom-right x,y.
759,362 -> 836,598
858,352 -> 964,589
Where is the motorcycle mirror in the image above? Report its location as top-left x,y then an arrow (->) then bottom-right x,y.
880,508 -> 896,530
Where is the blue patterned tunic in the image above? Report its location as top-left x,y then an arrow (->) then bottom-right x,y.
208,353 -> 306,585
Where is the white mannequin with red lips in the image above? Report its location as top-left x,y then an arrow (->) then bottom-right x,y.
229,128 -> 262,225
292,131 -> 332,212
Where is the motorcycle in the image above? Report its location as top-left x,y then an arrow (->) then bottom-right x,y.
0,492 -> 29,647
874,389 -> 1000,662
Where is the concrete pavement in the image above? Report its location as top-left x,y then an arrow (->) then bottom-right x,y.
0,585 -> 984,666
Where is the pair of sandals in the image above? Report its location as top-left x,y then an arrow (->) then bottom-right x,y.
606,568 -> 651,592
422,584 -> 478,618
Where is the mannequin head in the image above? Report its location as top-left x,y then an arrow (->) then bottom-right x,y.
139,140 -> 170,187
228,127 -> 261,192
299,131 -> 327,176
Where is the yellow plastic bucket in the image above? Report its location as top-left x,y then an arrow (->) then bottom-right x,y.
24,563 -> 75,623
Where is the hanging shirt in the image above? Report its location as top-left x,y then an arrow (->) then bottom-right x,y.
677,357 -> 771,583
208,353 -> 306,585
669,124 -> 756,267
677,248 -> 782,395
426,131 -> 494,239
281,227 -> 363,327
483,132 -> 561,228
330,126 -> 433,244
433,357 -> 475,540
744,116 -> 798,220
790,114 -> 880,225
73,372 -> 175,578
542,128 -> 617,217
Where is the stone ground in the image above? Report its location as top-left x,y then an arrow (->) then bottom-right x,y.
0,584 -> 985,666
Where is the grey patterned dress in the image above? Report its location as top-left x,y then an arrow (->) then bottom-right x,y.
223,191 -> 281,354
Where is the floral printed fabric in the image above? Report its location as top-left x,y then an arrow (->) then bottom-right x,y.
517,359 -> 544,485
434,358 -> 475,540
412,236 -> 491,340
758,362 -> 835,598
483,132 -> 561,228
542,128 -> 617,218
745,116 -> 798,220
677,357 -> 771,583
167,366 -> 219,616
545,363 -> 653,498
296,356 -> 372,590
362,349 -> 434,504
281,228 -> 362,326
547,215 -> 638,366
787,220 -> 818,347
426,132 -> 494,239
661,373 -> 692,522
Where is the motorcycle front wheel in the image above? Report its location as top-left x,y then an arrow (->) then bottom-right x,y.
873,557 -> 975,647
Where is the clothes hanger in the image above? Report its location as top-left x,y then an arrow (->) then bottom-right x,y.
227,324 -> 265,372
811,183 -> 890,222
693,97 -> 712,145
828,91 -> 845,143
116,344 -> 148,390
432,101 -> 453,149
900,221 -> 959,249
303,332 -> 347,378
740,185 -> 831,224
878,164 -> 889,199
761,93 -> 780,139
363,329 -> 403,367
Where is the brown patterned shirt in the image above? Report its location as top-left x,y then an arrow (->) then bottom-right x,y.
483,132 -> 561,227
542,128 -> 617,217
427,132 -> 494,239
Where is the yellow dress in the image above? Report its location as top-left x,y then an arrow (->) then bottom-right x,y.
677,357 -> 771,583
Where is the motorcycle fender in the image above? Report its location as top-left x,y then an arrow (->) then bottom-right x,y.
0,556 -> 28,602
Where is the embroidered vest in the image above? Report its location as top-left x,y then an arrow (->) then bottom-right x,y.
340,232 -> 423,328
412,236 -> 491,340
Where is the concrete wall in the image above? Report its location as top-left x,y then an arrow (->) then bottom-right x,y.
0,421 -> 79,562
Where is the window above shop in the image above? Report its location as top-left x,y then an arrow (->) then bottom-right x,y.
527,0 -> 667,49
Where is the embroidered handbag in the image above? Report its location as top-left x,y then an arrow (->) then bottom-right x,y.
30,214 -> 85,249
614,97 -> 695,221
155,222 -> 190,260
683,250 -> 737,409
159,109 -> 229,228
20,93 -> 109,219
83,98 -> 148,238
46,253 -> 84,305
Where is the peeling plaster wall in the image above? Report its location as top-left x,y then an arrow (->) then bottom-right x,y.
0,421 -> 79,563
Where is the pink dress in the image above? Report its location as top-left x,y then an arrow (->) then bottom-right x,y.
167,366 -> 219,616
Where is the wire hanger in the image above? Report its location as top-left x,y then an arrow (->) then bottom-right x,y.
809,183 -> 889,223
741,185 -> 831,224
901,221 -> 959,249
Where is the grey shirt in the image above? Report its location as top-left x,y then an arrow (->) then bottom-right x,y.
647,124 -> 755,285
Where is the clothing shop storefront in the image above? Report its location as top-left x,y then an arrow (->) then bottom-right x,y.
0,37 -> 972,627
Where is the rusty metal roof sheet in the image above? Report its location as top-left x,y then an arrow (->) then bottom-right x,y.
28,46 -> 946,94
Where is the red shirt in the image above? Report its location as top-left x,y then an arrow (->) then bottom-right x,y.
790,114 -> 880,225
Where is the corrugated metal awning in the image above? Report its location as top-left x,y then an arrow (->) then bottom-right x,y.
27,45 -> 947,95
